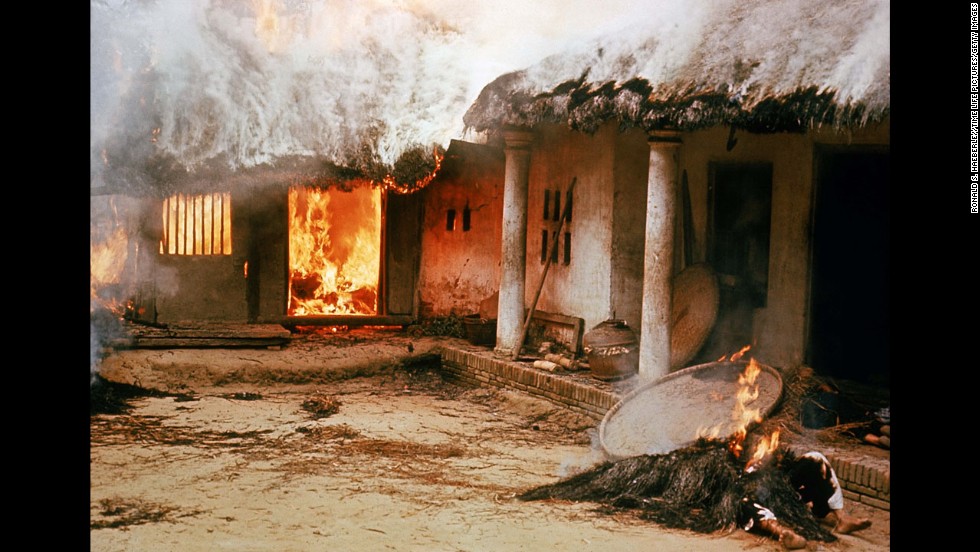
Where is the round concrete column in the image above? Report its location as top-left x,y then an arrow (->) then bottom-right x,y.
639,130 -> 681,379
495,128 -> 534,357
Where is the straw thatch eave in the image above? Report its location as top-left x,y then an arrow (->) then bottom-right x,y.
93,143 -> 444,198
463,0 -> 889,136
463,74 -> 886,136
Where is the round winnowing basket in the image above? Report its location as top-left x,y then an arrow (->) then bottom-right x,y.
599,360 -> 783,460
670,263 -> 720,371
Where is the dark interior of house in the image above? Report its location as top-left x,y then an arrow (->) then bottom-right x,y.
808,149 -> 890,390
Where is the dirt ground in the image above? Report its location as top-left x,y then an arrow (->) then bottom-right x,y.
90,329 -> 890,551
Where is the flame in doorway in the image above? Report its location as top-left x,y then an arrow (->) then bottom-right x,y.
288,185 -> 381,316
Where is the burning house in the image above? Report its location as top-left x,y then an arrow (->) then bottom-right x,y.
91,0 -> 888,387
90,3 -> 891,544
90,0 -> 461,338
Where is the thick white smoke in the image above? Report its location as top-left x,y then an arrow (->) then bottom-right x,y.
90,0 -> 711,189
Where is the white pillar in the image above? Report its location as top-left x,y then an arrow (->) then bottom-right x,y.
495,128 -> 533,357
639,130 -> 681,378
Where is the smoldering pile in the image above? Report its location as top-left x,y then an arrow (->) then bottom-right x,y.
518,438 -> 836,543
90,374 -> 195,416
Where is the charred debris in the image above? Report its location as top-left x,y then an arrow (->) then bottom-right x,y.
90,374 -> 197,416
519,438 -> 836,543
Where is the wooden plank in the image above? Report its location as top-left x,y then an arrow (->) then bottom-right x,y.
128,324 -> 292,339
529,310 -> 584,356
113,322 -> 294,349
281,315 -> 414,327
128,338 -> 290,348
385,192 -> 423,316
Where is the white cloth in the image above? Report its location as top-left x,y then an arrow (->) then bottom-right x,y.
802,451 -> 844,511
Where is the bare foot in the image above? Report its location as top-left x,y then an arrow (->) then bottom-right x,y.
779,529 -> 808,550
836,515 -> 872,534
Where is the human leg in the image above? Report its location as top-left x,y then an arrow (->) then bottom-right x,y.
795,452 -> 871,534
739,499 -> 808,550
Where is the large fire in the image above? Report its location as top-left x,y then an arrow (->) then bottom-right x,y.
91,225 -> 129,314
695,346 -> 770,462
288,185 -> 382,316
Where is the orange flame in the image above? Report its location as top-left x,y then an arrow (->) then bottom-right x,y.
718,344 -> 752,362
379,148 -> 444,194
730,345 -> 752,362
694,355 -> 765,452
287,185 -> 381,316
745,430 -> 780,472
727,358 -> 764,458
160,192 -> 232,256
254,0 -> 283,53
90,225 -> 129,314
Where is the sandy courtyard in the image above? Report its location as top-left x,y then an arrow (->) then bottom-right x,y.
90,333 -> 889,551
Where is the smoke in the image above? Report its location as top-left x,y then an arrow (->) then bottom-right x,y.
90,0 -> 711,191
557,426 -> 607,478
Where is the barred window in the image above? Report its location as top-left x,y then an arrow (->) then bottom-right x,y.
540,186 -> 573,265
160,192 -> 232,255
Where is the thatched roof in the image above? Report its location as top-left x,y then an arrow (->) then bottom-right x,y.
90,1 -> 458,196
91,1 -> 887,197
92,145 -> 444,198
464,0 -> 889,134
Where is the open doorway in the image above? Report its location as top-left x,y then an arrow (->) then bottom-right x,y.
807,148 -> 889,386
701,162 -> 773,359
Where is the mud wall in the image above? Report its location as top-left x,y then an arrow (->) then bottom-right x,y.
418,143 -> 505,316
514,117 -> 888,369
524,123 -> 623,331
150,188 -> 280,324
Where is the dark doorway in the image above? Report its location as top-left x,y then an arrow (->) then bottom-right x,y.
807,148 -> 889,386
701,163 -> 773,359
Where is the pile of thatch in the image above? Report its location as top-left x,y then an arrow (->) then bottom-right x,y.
752,365 -> 884,448
518,364 -> 883,541
90,374 -> 189,415
301,393 -> 343,419
92,497 -> 201,530
519,439 -> 835,542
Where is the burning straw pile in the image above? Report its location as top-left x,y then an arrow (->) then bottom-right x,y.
518,438 -> 835,543
520,354 -> 838,543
